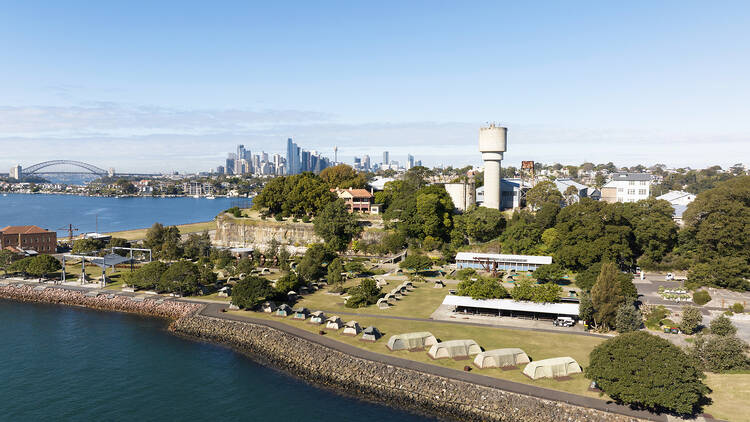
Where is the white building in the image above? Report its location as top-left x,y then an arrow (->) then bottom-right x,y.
600,173 -> 652,203
9,165 -> 22,180
656,190 -> 696,206
476,178 -> 530,210
455,252 -> 552,272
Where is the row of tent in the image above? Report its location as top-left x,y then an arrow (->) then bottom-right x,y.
384,331 -> 581,379
376,280 -> 415,309
262,302 -> 383,341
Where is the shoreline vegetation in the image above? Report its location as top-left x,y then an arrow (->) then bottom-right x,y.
0,283 -> 651,422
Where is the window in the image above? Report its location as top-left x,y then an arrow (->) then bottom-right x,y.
638,189 -> 646,195
628,189 -> 635,195
629,181 -> 635,185
617,188 -> 623,192
640,181 -> 647,186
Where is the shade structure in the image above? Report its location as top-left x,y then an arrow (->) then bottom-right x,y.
362,326 -> 382,341
428,340 -> 482,359
522,357 -> 582,379
386,332 -> 438,351
325,316 -> 343,330
473,348 -> 530,368
342,321 -> 362,336
261,301 -> 277,313
309,311 -> 326,324
275,304 -> 292,316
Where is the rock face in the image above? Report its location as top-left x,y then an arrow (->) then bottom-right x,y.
214,215 -> 321,248
171,314 -> 646,422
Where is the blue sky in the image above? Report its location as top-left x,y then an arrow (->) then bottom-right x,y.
0,1 -> 748,173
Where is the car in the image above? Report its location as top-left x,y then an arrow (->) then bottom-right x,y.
553,317 -> 576,327
665,273 -> 674,281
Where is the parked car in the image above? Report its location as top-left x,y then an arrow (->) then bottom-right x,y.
665,273 -> 674,281
553,317 -> 576,327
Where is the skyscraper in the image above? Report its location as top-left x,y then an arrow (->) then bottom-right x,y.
383,151 -> 389,165
408,154 -> 414,169
362,155 -> 371,171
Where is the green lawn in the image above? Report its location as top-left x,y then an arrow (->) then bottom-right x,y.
233,309 -> 605,398
295,276 -> 450,318
704,373 -> 750,422
106,221 -> 216,241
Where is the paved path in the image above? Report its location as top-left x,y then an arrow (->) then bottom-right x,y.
199,303 -> 665,421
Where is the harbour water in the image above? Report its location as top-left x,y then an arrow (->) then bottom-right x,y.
0,193 -> 241,235
0,300 -> 429,421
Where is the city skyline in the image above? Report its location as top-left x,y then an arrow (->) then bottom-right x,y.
1,2 -> 749,172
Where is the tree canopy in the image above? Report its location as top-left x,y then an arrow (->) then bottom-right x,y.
525,180 -> 563,209
457,277 -> 509,299
231,275 -> 272,309
319,164 -> 368,189
313,199 -> 362,251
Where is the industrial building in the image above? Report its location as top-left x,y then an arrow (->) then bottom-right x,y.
442,295 -> 579,320
0,225 -> 57,254
455,252 -> 552,272
478,124 -> 507,210
475,178 -> 531,210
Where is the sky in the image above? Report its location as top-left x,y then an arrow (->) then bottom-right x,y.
0,1 -> 748,173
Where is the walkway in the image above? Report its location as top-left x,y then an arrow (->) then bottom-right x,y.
199,303 -> 664,421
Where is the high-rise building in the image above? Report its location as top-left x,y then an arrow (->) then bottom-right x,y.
286,138 -> 301,175
407,154 -> 414,169
362,155 -> 371,171
225,154 -> 236,175
383,151 -> 389,165
216,165 -> 225,174
9,165 -> 22,180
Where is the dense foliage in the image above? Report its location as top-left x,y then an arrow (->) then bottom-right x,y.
679,305 -> 703,335
313,200 -> 362,251
253,173 -> 337,217
399,254 -> 433,273
689,334 -> 749,372
457,277 -> 509,299
590,263 -> 626,329
231,276 -> 273,309
345,278 -> 382,308
615,303 -> 642,333
586,331 -> 709,415
509,279 -> 561,303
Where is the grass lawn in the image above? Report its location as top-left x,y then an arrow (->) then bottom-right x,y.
295,276 -> 450,318
231,309 -> 605,398
704,372 -> 750,422
106,221 -> 216,241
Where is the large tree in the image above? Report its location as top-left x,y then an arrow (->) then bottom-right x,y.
457,277 -> 509,299
123,261 -> 168,290
297,243 -> 336,282
590,262 -> 625,329
623,199 -> 678,265
231,275 -> 272,309
525,180 -> 563,209
26,255 -> 61,278
313,199 -> 362,251
454,206 -> 506,243
158,260 -> 201,295
587,331 -> 709,415
319,164 -> 367,188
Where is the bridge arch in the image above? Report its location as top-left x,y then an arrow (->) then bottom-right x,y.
24,160 -> 108,176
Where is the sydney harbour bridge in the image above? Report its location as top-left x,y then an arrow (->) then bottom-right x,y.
11,160 -> 159,179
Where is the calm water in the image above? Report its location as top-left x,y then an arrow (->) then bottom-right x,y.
0,300 -> 430,421
0,194 -> 243,235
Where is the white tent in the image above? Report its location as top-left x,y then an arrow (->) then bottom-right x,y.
309,311 -> 326,324
428,340 -> 482,359
261,301 -> 277,313
386,332 -> 438,351
275,304 -> 292,317
376,298 -> 391,309
292,307 -> 310,320
325,316 -> 344,330
473,348 -> 530,369
362,326 -> 382,342
342,321 -> 362,336
522,357 -> 582,380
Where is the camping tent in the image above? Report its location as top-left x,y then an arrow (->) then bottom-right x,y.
362,326 -> 382,342
390,288 -> 403,299
522,357 -> 581,379
386,332 -> 438,351
275,304 -> 292,317
384,293 -> 397,304
473,348 -> 530,369
325,316 -> 343,330
376,298 -> 391,309
433,280 -> 445,288
292,307 -> 309,320
261,301 -> 277,313
342,321 -> 362,336
428,340 -> 482,359
309,311 -> 326,324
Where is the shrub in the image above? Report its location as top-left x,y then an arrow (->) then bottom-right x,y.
730,303 -> 745,314
274,214 -> 284,221
692,290 -> 711,306
709,315 -> 737,337
345,278 -> 381,308
586,331 -> 709,415
615,303 -> 642,333
457,277 -> 509,300
689,334 -> 750,372
643,305 -> 670,330
301,215 -> 311,223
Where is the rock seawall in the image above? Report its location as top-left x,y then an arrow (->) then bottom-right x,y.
171,313 -> 645,422
0,284 -> 199,320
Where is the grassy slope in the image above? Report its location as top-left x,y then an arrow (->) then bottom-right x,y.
704,373 -> 750,422
106,221 -> 217,241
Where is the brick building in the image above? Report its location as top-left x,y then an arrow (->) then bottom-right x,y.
332,188 -> 374,213
0,225 -> 57,254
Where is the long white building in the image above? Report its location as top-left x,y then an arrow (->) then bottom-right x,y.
600,173 -> 652,203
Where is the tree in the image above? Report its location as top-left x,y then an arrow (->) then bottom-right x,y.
531,282 -> 562,303
181,232 -> 212,260
455,206 -> 506,243
274,272 -> 302,295
8,257 -> 33,276
234,258 -> 255,277
72,238 -> 105,254
158,260 -> 201,295
26,255 -> 62,278
457,277 -> 509,299
108,237 -> 131,256
534,202 -> 560,230
399,254 -> 433,274
500,215 -> 543,255
344,260 -> 365,276
297,244 -> 335,282
709,315 -> 737,337
313,199 -> 362,251
578,292 -> 595,326
563,185 -> 579,205
345,278 -> 382,308
533,263 -> 564,283
586,331 -> 709,415
679,305 -> 703,335
590,263 -> 625,329
319,164 -> 367,188
687,257 -> 748,290
615,303 -> 642,333
525,180 -> 563,209
327,257 -> 345,290
0,250 -> 18,275
231,275 -> 272,309
123,261 -> 168,290
623,199 -> 678,265
689,334 -> 749,372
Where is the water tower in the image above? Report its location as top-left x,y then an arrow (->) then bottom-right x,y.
478,124 -> 507,210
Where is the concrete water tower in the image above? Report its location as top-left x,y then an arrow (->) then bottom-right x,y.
478,124 -> 507,210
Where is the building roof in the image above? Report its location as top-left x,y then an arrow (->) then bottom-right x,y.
442,295 -> 579,316
0,225 -> 52,234
672,204 -> 688,218
333,188 -> 373,198
656,190 -> 695,203
454,252 -> 552,266
609,172 -> 652,182
553,178 -> 589,193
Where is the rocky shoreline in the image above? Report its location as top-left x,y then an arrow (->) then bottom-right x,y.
171,313 -> 646,422
0,284 -> 646,421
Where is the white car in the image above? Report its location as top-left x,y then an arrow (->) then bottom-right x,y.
554,317 -> 575,327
